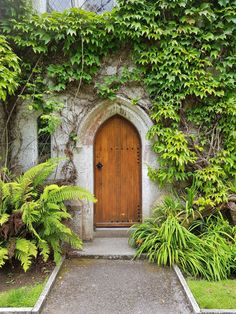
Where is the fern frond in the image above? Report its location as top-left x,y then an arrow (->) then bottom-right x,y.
42,215 -> 72,236
1,182 -> 20,214
44,186 -> 96,203
41,185 -> 60,202
20,159 -> 58,188
47,210 -> 71,220
62,231 -> 83,250
37,240 -> 50,262
3,182 -> 19,198
21,202 -> 41,240
15,238 -> 37,271
0,246 -> 8,268
2,182 -> 20,206
13,178 -> 34,209
45,202 -> 60,210
48,237 -> 62,265
0,213 -> 10,226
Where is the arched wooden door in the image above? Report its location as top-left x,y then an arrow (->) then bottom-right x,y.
94,115 -> 142,227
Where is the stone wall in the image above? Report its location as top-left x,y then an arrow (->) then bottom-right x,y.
11,104 -> 38,172
13,51 -> 161,240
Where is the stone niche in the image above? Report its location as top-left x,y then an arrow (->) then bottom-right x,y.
13,51 -> 161,240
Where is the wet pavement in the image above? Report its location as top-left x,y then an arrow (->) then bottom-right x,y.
41,258 -> 192,314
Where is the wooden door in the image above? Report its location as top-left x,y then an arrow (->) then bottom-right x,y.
94,115 -> 141,227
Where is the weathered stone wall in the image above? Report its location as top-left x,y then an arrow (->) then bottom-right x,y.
11,104 -> 38,172
13,51 -> 162,240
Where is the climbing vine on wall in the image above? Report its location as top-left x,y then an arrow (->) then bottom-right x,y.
0,0 -> 236,215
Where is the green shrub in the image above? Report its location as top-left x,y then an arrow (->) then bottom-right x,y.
0,159 -> 96,271
130,196 -> 236,281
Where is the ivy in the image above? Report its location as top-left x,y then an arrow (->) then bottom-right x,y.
0,35 -> 21,101
0,0 -> 236,212
95,67 -> 142,99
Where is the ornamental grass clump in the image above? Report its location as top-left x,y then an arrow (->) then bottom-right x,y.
130,196 -> 236,281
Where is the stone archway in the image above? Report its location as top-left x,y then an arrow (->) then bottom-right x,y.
76,96 -> 159,240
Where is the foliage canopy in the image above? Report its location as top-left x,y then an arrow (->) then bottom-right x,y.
0,0 -> 236,213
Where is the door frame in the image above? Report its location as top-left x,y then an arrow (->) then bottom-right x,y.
93,114 -> 142,227
76,96 -> 159,240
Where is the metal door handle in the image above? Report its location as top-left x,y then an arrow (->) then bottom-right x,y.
96,162 -> 103,170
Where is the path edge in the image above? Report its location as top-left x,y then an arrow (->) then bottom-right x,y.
32,256 -> 65,313
173,264 -> 201,314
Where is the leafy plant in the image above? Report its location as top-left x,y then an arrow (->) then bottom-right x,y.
95,67 -> 142,100
0,35 -> 21,101
0,159 -> 96,271
130,197 -> 236,281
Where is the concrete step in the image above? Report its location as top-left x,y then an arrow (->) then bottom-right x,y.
94,228 -> 131,238
68,237 -> 136,260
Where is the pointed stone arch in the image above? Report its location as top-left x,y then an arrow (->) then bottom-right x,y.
76,96 -> 159,240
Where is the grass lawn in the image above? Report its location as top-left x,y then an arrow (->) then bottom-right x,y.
0,282 -> 44,307
187,278 -> 236,309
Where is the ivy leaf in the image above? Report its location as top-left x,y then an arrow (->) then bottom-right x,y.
66,29 -> 76,36
218,0 -> 230,6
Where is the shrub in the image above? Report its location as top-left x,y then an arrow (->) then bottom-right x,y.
0,159 -> 96,271
130,196 -> 236,281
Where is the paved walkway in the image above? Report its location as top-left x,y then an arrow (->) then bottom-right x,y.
42,238 -> 192,314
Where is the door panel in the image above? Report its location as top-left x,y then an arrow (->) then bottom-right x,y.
94,115 -> 141,227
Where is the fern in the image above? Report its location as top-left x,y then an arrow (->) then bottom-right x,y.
0,213 -> 9,225
19,159 -> 58,188
37,240 -> 50,262
0,160 -> 96,270
14,178 -> 34,209
21,201 -> 41,239
0,246 -> 8,267
15,238 -> 38,272
42,215 -> 72,236
1,182 -> 19,212
62,231 -> 83,250
49,237 -> 62,265
43,185 -> 97,203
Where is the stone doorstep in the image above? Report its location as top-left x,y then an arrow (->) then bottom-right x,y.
173,265 -> 236,314
67,237 -> 136,260
93,227 -> 131,238
0,257 -> 65,314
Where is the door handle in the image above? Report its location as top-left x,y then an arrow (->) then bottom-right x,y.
96,162 -> 103,170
